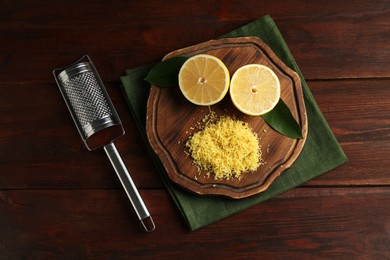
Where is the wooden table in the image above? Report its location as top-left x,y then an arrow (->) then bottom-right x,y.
1,1 -> 389,258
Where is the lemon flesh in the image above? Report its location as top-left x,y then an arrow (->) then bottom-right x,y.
178,54 -> 230,106
230,64 -> 280,116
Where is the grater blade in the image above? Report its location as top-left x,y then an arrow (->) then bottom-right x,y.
53,56 -> 155,232
53,55 -> 124,150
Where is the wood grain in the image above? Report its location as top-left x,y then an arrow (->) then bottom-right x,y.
1,188 -> 389,259
0,1 -> 389,83
0,0 -> 389,258
1,79 -> 388,189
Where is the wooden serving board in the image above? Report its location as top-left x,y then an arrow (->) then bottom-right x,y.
146,37 -> 308,199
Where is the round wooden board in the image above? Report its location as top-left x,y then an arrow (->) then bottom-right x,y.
146,37 -> 308,199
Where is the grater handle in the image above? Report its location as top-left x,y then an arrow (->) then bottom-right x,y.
103,142 -> 155,232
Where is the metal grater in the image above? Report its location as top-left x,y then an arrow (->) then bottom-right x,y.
54,58 -> 121,150
53,55 -> 155,232
61,70 -> 114,139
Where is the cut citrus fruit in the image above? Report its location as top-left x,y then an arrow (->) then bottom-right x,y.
178,54 -> 230,106
230,64 -> 281,116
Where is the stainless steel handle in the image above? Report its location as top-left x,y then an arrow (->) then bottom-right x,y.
103,142 -> 155,232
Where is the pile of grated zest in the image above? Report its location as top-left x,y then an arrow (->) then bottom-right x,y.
186,115 -> 262,180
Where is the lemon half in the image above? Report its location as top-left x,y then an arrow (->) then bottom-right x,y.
178,54 -> 230,106
230,64 -> 281,116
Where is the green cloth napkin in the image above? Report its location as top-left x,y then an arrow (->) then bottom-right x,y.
120,15 -> 348,231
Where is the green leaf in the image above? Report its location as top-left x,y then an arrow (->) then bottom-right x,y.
144,56 -> 188,87
262,99 -> 303,139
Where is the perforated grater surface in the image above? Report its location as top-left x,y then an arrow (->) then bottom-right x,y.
53,55 -> 155,232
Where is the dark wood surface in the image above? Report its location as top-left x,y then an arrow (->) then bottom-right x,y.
1,0 -> 389,258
